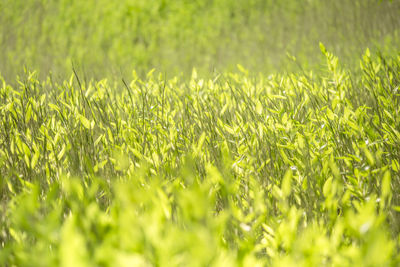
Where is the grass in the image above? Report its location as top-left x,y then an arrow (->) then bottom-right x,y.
1,0 -> 399,80
0,48 -> 399,266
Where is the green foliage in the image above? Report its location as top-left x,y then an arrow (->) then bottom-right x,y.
0,50 -> 399,266
0,0 -> 399,80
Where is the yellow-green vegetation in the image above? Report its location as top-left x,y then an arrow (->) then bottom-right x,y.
1,0 -> 400,265
1,0 -> 399,79
0,48 -> 399,266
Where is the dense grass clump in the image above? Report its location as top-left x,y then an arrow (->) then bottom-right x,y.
0,50 -> 400,266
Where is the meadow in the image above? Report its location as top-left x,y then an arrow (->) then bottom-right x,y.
1,0 -> 399,79
1,47 -> 400,266
1,0 -> 400,266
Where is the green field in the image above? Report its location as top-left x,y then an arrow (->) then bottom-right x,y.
1,0 -> 399,79
1,1 -> 400,266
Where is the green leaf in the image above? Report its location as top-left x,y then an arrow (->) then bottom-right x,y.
22,142 -> 30,157
326,108 -> 335,121
363,147 -> 375,166
31,148 -> 40,169
256,100 -> 263,115
281,168 -> 293,197
365,48 -> 371,58
196,132 -> 207,153
392,159 -> 399,172
237,64 -> 248,75
79,114 -> 92,130
329,158 -> 340,179
381,170 -> 391,198
57,143 -> 66,161
323,177 -> 333,197
60,216 -> 90,267
319,42 -> 327,54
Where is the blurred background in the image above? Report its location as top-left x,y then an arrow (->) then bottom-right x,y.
1,0 -> 399,81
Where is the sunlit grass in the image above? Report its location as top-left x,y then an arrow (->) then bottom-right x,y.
0,49 -> 399,266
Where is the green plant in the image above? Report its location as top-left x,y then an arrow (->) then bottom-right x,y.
0,49 -> 399,266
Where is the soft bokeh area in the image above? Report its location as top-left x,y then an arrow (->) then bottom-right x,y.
1,0 -> 399,79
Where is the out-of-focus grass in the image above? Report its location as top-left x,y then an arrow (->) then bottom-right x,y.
1,0 -> 399,80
